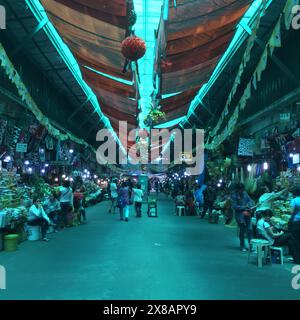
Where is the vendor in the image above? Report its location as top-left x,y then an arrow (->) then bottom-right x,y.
43,192 -> 61,231
257,210 -> 300,264
28,196 -> 51,241
255,185 -> 288,219
231,183 -> 255,252
288,188 -> 300,244
59,180 -> 74,228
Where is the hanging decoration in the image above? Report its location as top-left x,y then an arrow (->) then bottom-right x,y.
143,106 -> 166,127
206,7 -> 287,150
121,35 -> 146,82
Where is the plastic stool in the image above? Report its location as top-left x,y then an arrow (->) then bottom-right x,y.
270,246 -> 284,264
248,239 -> 272,268
27,225 -> 41,241
177,206 -> 185,216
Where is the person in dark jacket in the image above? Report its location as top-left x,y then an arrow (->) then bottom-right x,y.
202,182 -> 216,219
231,183 -> 255,252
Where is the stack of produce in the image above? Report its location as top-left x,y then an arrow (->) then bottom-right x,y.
0,171 -> 21,209
84,181 -> 102,204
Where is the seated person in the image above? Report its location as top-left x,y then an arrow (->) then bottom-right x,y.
43,192 -> 60,231
257,210 -> 300,264
28,196 -> 53,241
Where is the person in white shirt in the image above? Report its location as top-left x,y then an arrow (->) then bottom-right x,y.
257,210 -> 300,264
28,196 -> 52,241
59,180 -> 74,228
132,184 -> 144,217
109,179 -> 118,214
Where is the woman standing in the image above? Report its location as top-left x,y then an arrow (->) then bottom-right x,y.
59,180 -> 74,228
118,181 -> 130,222
109,178 -> 118,214
133,184 -> 144,217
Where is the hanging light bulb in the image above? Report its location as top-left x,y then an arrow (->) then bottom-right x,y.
41,169 -> 45,174
55,178 -> 58,182
24,160 -> 30,165
28,167 -> 33,173
44,164 -> 49,167
62,174 -> 66,179
4,156 -> 11,163
69,149 -> 74,154
247,165 -> 252,172
263,162 -> 269,170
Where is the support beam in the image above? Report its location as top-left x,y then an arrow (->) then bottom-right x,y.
239,86 -> 300,128
67,95 -> 92,122
0,85 -> 27,108
255,38 -> 300,86
86,121 -> 102,138
12,19 -> 48,57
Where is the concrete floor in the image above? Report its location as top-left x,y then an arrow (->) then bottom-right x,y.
0,194 -> 299,300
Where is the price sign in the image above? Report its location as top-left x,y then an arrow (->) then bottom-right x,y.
16,143 -> 27,153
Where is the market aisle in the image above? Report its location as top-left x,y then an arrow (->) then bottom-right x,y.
0,194 -> 299,300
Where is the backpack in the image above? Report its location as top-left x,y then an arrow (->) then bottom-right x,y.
117,196 -> 126,209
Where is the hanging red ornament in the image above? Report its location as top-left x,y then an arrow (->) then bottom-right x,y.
121,36 -> 146,61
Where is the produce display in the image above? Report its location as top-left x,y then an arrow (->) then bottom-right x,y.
0,170 -> 21,209
84,181 -> 102,204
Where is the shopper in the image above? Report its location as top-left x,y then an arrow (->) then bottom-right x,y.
109,178 -> 118,214
257,210 -> 300,264
132,183 -> 144,217
73,187 -> 86,224
231,183 -> 255,252
288,188 -> 300,244
59,180 -> 74,228
202,182 -> 216,219
118,181 -> 130,222
28,196 -> 51,241
43,191 -> 60,231
185,189 -> 196,216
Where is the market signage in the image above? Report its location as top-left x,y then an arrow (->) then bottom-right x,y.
16,143 -> 27,153
0,265 -> 6,290
0,5 -> 5,30
280,113 -> 290,121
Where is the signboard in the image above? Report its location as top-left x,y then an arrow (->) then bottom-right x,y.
16,143 -> 27,153
138,174 -> 148,194
238,138 -> 254,157
280,113 -> 291,121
